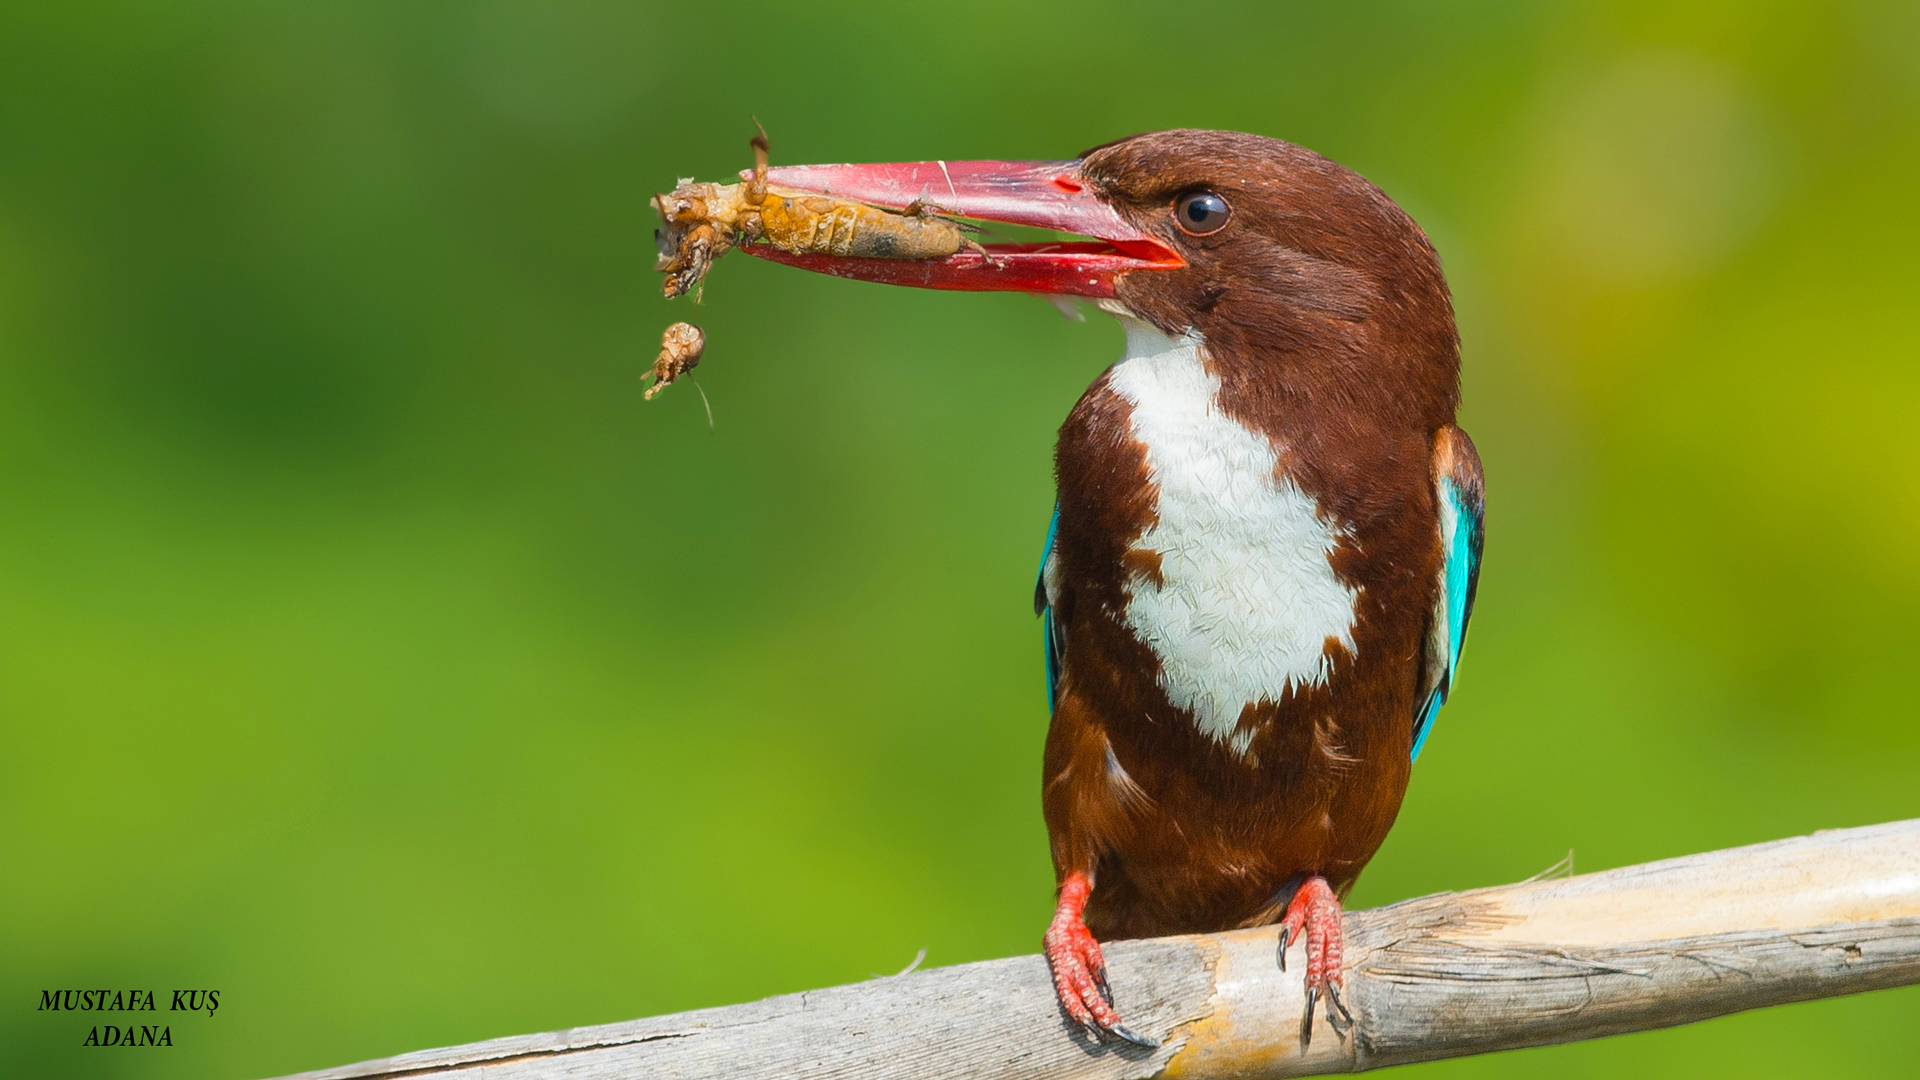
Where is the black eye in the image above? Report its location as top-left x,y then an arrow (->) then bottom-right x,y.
1173,191 -> 1231,235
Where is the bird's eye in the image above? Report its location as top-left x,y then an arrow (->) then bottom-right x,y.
1172,191 -> 1231,236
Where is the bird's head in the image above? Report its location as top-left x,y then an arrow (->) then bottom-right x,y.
748,128 -> 1460,429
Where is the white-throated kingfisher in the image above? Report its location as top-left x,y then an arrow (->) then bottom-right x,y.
742,130 -> 1485,1046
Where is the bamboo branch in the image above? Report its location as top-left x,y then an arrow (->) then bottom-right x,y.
271,819 -> 1920,1080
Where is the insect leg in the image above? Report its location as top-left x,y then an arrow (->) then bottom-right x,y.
964,236 -> 1002,267
746,119 -> 770,205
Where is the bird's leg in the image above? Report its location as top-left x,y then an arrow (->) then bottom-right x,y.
1043,871 -> 1158,1048
1277,875 -> 1350,1046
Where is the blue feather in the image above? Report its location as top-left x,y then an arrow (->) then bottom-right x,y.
1037,503 -> 1062,711
1412,475 -> 1483,762
1412,689 -> 1444,761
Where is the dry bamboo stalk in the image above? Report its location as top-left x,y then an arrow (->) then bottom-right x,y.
270,819 -> 1920,1080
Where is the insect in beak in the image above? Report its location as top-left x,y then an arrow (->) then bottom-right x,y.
739,158 -> 1184,297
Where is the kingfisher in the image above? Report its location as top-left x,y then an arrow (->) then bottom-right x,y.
741,130 -> 1484,1045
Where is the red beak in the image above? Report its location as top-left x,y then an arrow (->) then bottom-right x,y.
738,159 -> 1182,298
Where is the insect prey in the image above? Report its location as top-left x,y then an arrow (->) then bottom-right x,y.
653,125 -> 984,299
646,321 -> 705,400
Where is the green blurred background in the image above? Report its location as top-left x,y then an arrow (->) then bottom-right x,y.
4,1 -> 1918,1076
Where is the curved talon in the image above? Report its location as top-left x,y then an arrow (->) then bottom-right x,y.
1300,987 -> 1319,1049
1111,1024 -> 1161,1049
1325,981 -> 1354,1030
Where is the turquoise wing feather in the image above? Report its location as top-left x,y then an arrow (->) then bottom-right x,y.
1036,502 -> 1063,712
1412,428 -> 1485,762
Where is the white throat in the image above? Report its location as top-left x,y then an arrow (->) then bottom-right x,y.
1104,314 -> 1359,755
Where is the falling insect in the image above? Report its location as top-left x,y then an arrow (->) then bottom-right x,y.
646,322 -> 704,400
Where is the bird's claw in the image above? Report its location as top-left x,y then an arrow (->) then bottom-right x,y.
1279,875 -> 1349,1049
1044,875 -> 1160,1049
1045,929 -> 1160,1047
1044,907 -> 1120,1033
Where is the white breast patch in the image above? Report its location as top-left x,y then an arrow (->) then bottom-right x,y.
1105,316 -> 1359,756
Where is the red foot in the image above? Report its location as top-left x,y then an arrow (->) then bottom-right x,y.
1279,876 -> 1353,1043
1043,872 -> 1157,1047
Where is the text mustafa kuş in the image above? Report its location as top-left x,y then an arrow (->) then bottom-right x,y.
39,989 -> 219,1047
